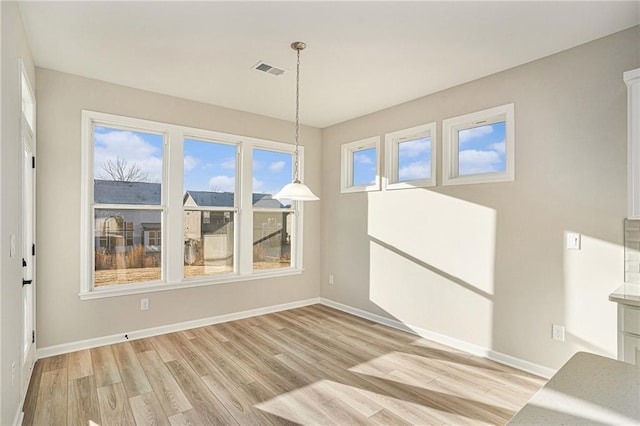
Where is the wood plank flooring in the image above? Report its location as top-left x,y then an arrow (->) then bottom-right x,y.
22,304 -> 545,425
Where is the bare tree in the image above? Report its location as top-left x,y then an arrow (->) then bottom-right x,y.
99,158 -> 149,182
210,185 -> 224,192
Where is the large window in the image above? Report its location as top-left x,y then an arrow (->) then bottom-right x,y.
442,103 -> 515,185
183,138 -> 237,279
92,126 -> 165,287
81,111 -> 305,298
252,148 -> 295,271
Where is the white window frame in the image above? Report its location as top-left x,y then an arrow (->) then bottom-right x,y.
442,103 -> 515,186
80,111 -> 304,300
341,136 -> 381,193
384,122 -> 437,190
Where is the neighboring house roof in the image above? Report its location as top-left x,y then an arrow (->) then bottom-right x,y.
184,191 -> 234,208
184,190 -> 285,208
94,181 -> 286,208
94,180 -> 161,205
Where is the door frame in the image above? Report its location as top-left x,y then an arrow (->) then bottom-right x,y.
20,59 -> 36,397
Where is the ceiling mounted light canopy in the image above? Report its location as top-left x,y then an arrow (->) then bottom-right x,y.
273,42 -> 319,202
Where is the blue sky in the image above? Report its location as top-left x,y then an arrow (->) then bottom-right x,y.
94,128 -> 293,197
398,137 -> 431,181
353,148 -> 377,186
458,121 -> 506,175
93,126 -> 164,182
184,142 -> 292,196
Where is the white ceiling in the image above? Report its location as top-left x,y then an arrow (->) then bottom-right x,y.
18,1 -> 640,128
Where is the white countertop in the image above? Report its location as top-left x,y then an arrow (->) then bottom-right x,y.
609,283 -> 640,307
508,352 -> 640,425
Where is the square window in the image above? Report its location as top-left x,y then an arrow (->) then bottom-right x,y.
384,123 -> 436,189
442,103 -> 514,185
341,137 -> 381,193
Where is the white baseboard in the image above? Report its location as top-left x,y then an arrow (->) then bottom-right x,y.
319,297 -> 556,379
36,295 -> 555,379
37,297 -> 320,359
13,410 -> 24,426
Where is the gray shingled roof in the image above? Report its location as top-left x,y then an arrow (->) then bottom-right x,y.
94,180 -> 161,204
94,181 -> 285,208
185,190 -> 284,208
184,191 -> 234,207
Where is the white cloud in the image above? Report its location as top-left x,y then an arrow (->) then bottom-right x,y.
458,149 -> 501,175
253,160 -> 265,171
94,130 -> 163,181
490,141 -> 505,154
208,175 -> 235,192
398,138 -> 430,158
459,125 -> 494,145
220,157 -> 236,170
183,155 -> 198,172
399,161 -> 431,181
354,152 -> 374,165
252,177 -> 264,192
268,161 -> 285,174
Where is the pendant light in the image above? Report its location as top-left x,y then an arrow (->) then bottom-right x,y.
273,42 -> 319,202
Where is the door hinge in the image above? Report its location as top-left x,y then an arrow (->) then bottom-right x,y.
32,156 -> 35,169
32,330 -> 35,344
32,243 -> 35,256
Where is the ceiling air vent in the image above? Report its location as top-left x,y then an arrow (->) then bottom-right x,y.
252,61 -> 285,76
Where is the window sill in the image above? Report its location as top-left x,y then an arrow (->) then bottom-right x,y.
79,268 -> 303,300
385,180 -> 436,190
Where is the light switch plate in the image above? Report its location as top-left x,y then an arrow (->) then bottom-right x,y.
566,232 -> 581,250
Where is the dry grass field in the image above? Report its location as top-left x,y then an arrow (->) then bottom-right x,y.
95,261 -> 290,286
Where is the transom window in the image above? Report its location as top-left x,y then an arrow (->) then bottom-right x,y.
341,136 -> 381,193
80,111 -> 305,299
442,103 -> 515,185
384,122 -> 436,189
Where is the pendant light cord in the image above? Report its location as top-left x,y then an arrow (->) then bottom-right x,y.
294,46 -> 301,183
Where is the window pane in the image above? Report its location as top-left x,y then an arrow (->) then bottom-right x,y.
398,137 -> 431,181
458,122 -> 506,176
253,211 -> 292,270
93,126 -> 163,205
253,149 -> 293,208
184,139 -> 237,206
94,209 -> 162,286
352,147 -> 377,186
184,210 -> 234,278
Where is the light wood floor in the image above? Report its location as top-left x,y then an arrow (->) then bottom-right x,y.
22,304 -> 545,425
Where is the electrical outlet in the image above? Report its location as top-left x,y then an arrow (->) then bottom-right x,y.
140,298 -> 149,311
11,362 -> 16,386
329,274 -> 334,285
552,324 -> 565,341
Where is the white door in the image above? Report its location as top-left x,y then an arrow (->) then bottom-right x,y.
21,119 -> 36,393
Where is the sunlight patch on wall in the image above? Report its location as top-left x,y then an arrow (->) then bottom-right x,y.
367,189 -> 497,348
368,190 -> 497,295
562,232 -> 621,358
369,240 -> 494,347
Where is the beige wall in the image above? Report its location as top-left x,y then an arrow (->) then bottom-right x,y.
321,26 -> 640,370
35,68 -> 322,348
1,2 -> 36,424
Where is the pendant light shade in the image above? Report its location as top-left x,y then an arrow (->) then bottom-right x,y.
273,41 -> 319,202
274,181 -> 319,201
